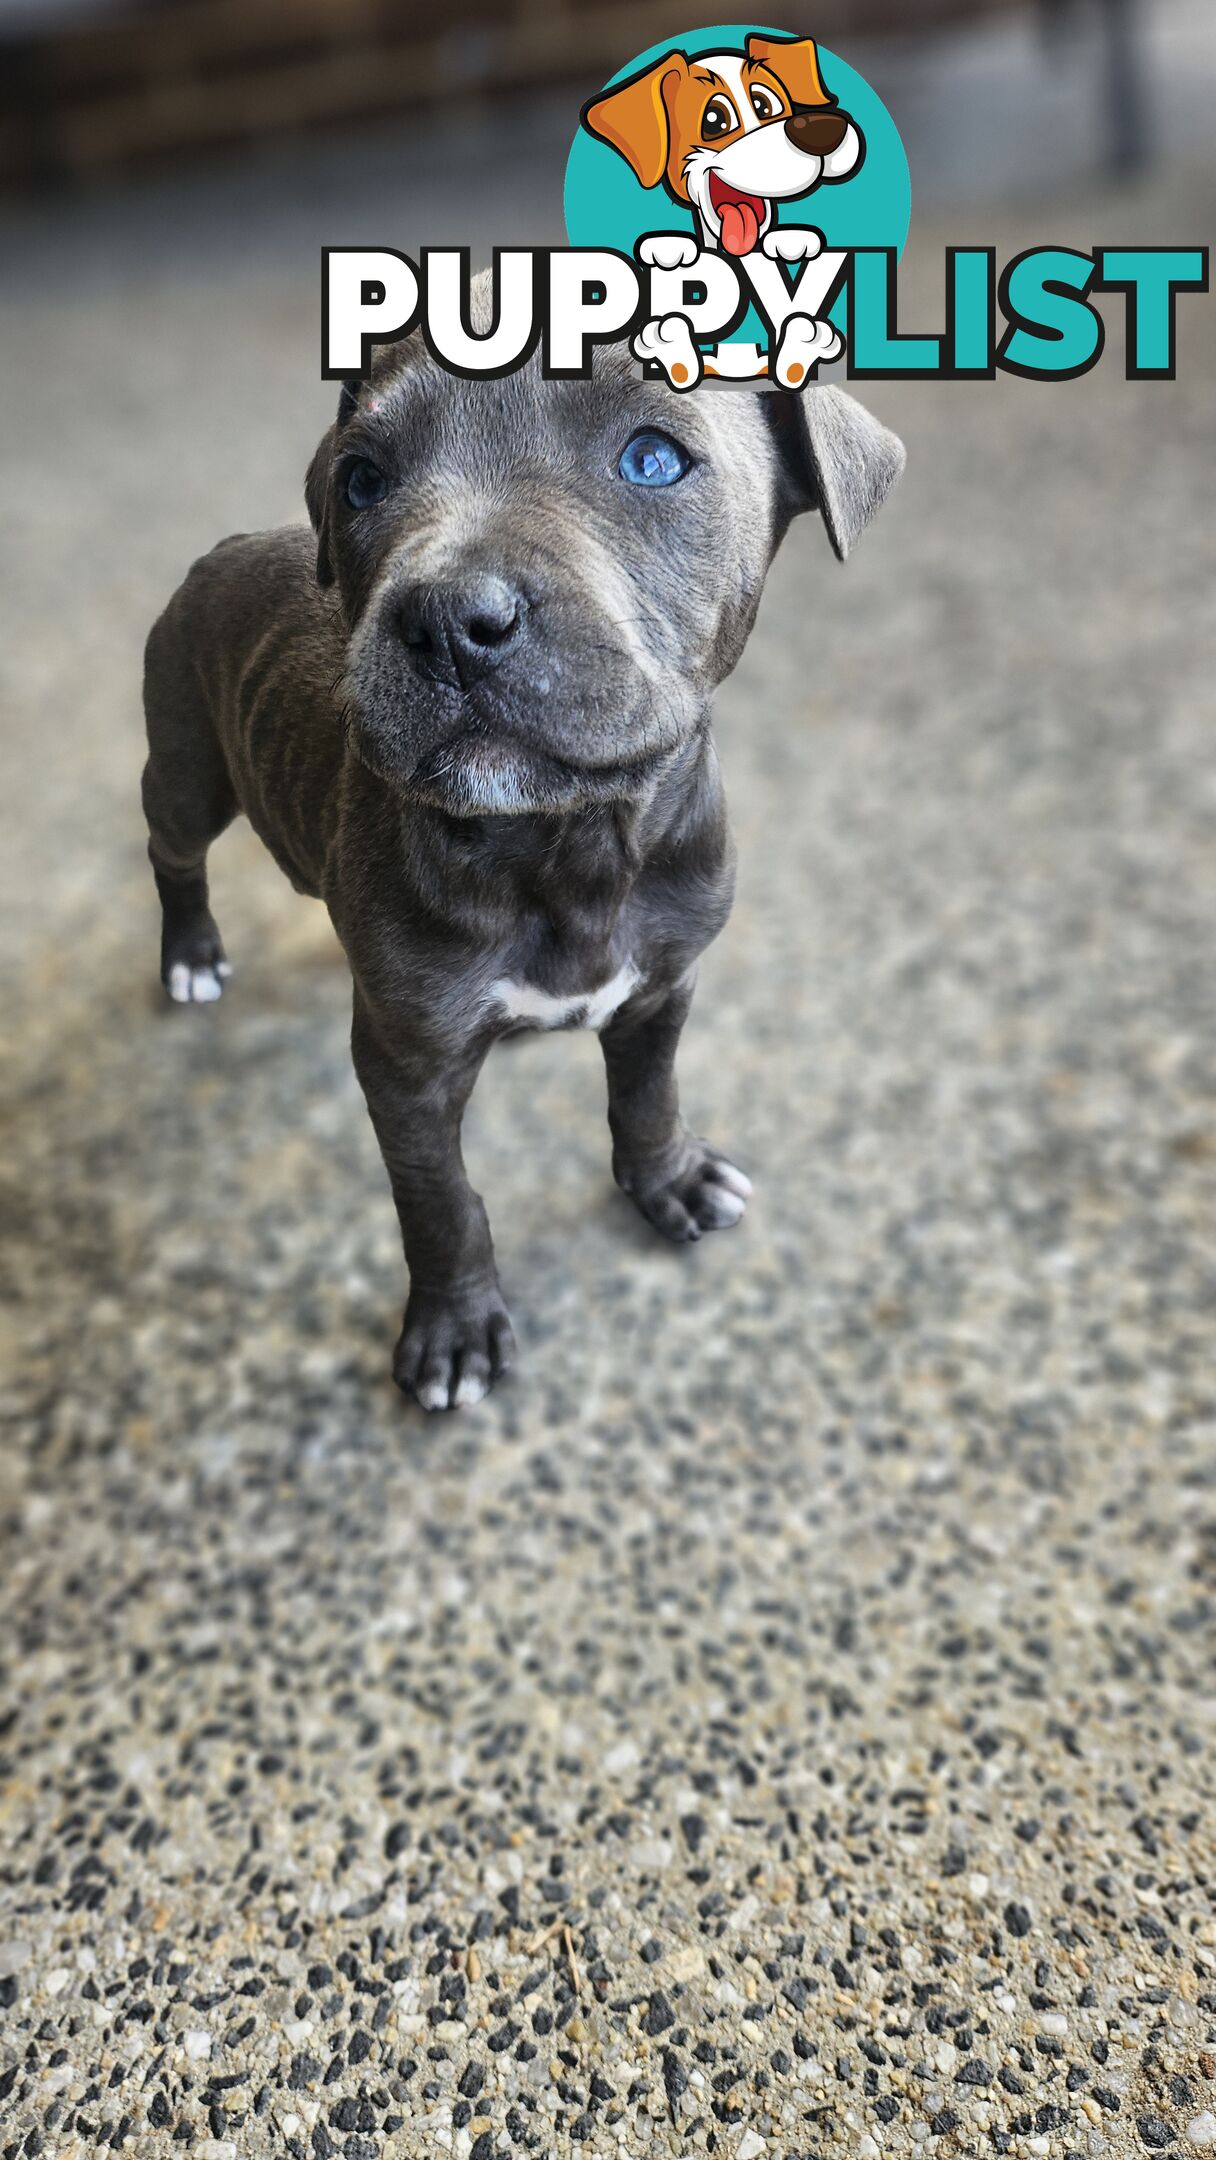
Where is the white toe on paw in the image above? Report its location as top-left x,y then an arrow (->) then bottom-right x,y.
416,1376 -> 451,1412
763,225 -> 824,263
216,959 -> 233,979
631,314 -> 703,391
454,1369 -> 489,1408
638,233 -> 700,270
701,1185 -> 747,1227
711,1159 -> 753,1199
167,959 -> 225,1003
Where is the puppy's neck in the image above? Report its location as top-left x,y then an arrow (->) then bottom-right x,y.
439,730 -> 711,869
408,729 -> 719,965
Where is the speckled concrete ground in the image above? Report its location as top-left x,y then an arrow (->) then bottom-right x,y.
2,87 -> 1216,2160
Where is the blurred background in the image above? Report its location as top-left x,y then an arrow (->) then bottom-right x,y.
1,0 -> 1215,193
2,4 -> 1216,2153
0,2 -> 1212,1648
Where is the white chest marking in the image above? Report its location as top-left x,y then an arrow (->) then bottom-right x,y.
491,961 -> 640,1033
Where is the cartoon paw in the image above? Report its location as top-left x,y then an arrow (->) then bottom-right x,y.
774,313 -> 842,387
631,314 -> 703,391
762,225 -> 825,264
638,233 -> 701,271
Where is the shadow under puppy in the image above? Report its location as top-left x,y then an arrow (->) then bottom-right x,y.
142,274 -> 904,1410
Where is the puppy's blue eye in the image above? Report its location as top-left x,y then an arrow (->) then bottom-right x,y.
618,431 -> 691,487
345,458 -> 387,510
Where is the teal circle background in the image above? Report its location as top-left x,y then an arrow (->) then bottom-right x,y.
563,23 -> 911,344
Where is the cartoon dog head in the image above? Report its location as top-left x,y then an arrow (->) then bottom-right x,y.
583,34 -> 864,258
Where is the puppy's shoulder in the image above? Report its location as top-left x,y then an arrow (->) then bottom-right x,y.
179,523 -> 320,614
151,524 -> 339,663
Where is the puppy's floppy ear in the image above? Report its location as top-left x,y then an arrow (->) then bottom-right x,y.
304,427 -> 336,588
582,53 -> 687,189
765,385 -> 905,561
303,382 -> 357,589
745,32 -> 832,108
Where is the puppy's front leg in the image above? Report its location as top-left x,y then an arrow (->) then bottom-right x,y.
352,996 -> 513,1411
601,981 -> 752,1244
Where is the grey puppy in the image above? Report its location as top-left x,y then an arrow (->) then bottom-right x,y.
142,281 -> 904,1409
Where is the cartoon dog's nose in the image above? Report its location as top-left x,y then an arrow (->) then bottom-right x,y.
784,108 -> 850,156
398,574 -> 525,686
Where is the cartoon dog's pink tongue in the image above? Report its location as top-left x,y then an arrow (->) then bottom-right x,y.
720,200 -> 760,256
708,174 -> 764,257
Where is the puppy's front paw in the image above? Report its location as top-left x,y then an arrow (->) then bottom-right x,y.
617,1141 -> 752,1244
393,1289 -> 515,1411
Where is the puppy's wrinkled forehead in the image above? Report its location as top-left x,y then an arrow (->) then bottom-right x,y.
353,312 -> 771,496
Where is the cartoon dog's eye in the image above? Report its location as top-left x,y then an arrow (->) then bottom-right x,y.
345,459 -> 387,510
749,85 -> 783,121
701,94 -> 739,140
618,431 -> 691,488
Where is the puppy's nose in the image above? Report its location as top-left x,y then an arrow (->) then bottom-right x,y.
784,108 -> 849,156
398,574 -> 524,686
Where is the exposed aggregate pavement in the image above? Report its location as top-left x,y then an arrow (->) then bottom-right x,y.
1,116 -> 1215,2160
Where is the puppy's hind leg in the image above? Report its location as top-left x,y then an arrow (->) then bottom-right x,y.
141,615 -> 238,1005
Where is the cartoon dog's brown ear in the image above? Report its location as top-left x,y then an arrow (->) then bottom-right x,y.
745,32 -> 832,108
765,386 -> 905,561
582,53 -> 688,189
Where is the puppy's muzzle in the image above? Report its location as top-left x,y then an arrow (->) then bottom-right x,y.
784,109 -> 850,156
398,573 -> 526,689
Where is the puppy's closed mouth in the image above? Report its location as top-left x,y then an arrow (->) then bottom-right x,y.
407,730 -> 668,815
708,171 -> 768,257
